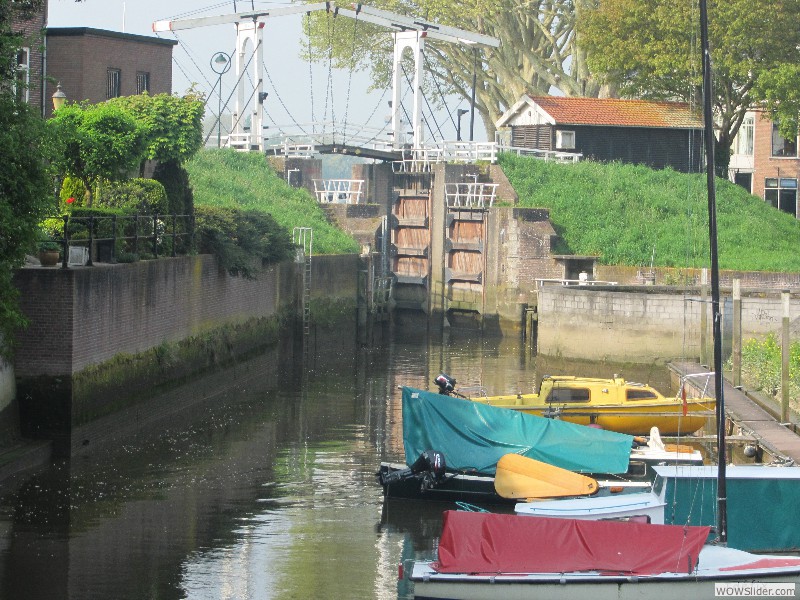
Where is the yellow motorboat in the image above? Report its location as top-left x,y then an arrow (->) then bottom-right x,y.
448,374 -> 715,436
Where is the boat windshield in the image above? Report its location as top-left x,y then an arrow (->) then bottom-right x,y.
547,388 -> 590,403
626,390 -> 659,401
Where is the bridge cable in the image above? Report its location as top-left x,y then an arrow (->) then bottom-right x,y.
423,49 -> 459,134
321,9 -> 336,139
262,65 -> 309,136
340,10 -> 361,145
202,39 -> 262,147
400,60 -> 444,144
305,11 -> 317,133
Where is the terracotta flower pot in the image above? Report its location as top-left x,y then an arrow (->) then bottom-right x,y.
38,250 -> 60,267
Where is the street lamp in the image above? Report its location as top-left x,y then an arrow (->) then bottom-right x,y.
52,82 -> 66,112
456,108 -> 469,141
210,52 -> 232,148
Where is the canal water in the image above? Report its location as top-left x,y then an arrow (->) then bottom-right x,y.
0,327 -> 675,600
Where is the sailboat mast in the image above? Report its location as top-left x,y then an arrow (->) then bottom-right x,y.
699,0 -> 727,544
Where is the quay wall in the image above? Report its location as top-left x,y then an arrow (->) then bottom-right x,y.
537,285 -> 800,363
11,254 -> 359,455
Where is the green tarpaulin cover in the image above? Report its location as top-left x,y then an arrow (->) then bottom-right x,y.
402,386 -> 634,475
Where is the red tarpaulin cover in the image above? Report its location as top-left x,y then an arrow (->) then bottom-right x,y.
434,511 -> 711,575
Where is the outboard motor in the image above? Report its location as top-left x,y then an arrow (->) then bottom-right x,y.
378,450 -> 447,492
434,373 -> 457,395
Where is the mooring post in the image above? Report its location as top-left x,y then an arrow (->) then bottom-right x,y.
700,268 -> 709,367
732,279 -> 741,387
782,290 -> 790,423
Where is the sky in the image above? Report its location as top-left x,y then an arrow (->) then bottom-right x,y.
47,0 -> 481,144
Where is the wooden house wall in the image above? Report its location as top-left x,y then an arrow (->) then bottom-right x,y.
562,125 -> 703,173
512,125 -> 552,150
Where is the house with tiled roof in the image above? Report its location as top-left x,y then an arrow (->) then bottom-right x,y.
496,95 -> 704,173
729,109 -> 800,218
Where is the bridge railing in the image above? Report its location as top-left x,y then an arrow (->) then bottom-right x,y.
313,179 -> 365,204
445,183 -> 498,208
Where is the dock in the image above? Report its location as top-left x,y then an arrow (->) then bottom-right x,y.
670,361 -> 800,463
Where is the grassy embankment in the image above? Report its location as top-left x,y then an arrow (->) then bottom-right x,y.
500,153 -> 800,272
500,153 -> 800,410
186,149 -> 360,255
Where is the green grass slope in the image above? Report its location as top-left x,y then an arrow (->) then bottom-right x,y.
500,153 -> 800,272
186,149 -> 359,255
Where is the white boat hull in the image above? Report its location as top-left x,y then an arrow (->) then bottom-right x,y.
411,545 -> 800,600
515,492 -> 665,524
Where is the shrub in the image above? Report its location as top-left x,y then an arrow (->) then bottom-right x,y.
153,159 -> 194,216
195,205 -> 293,278
59,176 -> 89,209
98,178 -> 169,215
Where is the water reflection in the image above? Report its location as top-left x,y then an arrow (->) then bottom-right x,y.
0,327 -> 680,600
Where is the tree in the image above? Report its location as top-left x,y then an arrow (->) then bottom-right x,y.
0,0 -> 53,357
45,102 -> 146,205
579,0 -> 800,174
108,92 -> 205,176
304,0 -> 605,139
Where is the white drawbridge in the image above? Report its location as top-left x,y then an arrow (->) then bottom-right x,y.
153,3 -> 499,152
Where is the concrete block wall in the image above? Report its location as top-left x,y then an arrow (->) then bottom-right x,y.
537,286 -> 703,362
537,285 -> 800,362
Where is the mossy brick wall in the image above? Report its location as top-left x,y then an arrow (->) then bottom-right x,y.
14,254 -> 357,379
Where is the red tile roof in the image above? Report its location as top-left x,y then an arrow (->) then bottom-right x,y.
528,95 -> 703,129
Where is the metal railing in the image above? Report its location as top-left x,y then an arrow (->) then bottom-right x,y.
445,182 -> 499,208
312,179 -> 365,204
52,213 -> 194,268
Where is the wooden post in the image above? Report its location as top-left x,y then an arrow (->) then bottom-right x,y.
700,268 -> 709,366
782,290 -> 790,423
732,279 -> 741,387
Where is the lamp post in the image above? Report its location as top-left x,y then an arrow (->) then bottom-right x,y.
210,52 -> 232,148
52,82 -> 66,112
456,108 -> 469,141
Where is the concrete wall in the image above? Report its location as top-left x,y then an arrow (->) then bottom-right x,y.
537,285 -> 800,362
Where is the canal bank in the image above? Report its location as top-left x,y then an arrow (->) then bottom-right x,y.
9,253 -> 360,458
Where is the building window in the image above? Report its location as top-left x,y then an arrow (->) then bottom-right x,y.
771,123 -> 798,157
734,115 -> 754,156
765,177 -> 798,216
556,130 -> 575,150
136,72 -> 150,94
107,68 -> 121,99
14,48 -> 29,103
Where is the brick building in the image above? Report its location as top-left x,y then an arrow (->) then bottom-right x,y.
11,2 -> 48,116
44,28 -> 177,117
496,95 -> 704,173
729,109 -> 800,218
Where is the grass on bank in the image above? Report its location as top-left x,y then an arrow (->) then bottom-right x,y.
500,153 -> 800,272
186,149 -> 359,255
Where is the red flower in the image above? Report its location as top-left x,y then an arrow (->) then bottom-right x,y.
66,197 -> 75,204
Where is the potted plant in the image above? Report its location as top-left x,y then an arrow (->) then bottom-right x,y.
38,233 -> 61,267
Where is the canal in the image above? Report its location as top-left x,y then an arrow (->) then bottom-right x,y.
0,327 -> 675,600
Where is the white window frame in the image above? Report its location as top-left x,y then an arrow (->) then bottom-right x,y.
14,47 -> 30,103
556,130 -> 576,150
734,115 -> 754,156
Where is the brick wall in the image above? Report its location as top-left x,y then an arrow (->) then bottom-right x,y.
44,28 -> 176,117
12,3 -> 47,116
13,254 -> 357,379
751,109 -> 800,203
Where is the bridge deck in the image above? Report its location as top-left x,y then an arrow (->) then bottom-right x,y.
273,143 -> 403,162
670,361 -> 800,462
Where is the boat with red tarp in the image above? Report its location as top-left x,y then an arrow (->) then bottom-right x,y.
409,511 -> 800,599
